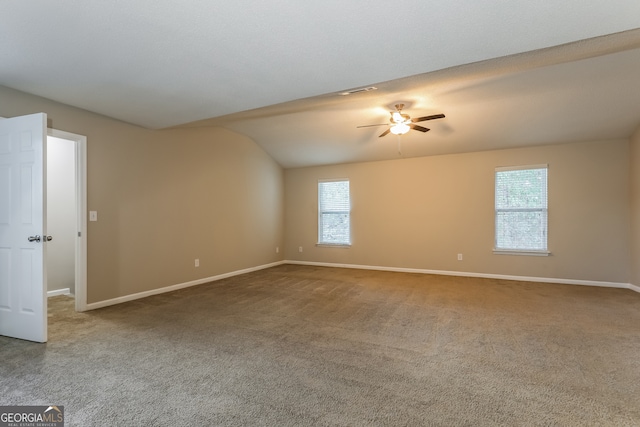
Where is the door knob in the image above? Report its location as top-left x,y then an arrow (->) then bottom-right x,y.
28,235 -> 41,242
45,235 -> 53,241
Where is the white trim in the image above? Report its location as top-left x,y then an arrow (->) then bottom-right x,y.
77,259 -> 640,311
495,163 -> 548,172
318,177 -> 350,184
84,261 -> 286,311
316,243 -> 351,248
493,249 -> 551,256
47,288 -> 70,297
285,260 -> 636,291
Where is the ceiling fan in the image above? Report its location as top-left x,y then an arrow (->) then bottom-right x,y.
357,104 -> 445,137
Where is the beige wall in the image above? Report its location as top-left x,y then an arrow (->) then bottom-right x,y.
285,140 -> 630,283
2,83 -> 634,303
630,124 -> 640,286
0,86 -> 284,304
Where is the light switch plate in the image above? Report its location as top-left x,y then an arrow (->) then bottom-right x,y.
89,211 -> 98,222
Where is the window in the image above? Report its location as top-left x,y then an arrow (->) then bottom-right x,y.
494,165 -> 548,254
318,179 -> 350,246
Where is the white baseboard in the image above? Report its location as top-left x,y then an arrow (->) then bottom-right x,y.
285,260 -> 637,292
83,259 -> 640,311
47,288 -> 70,297
629,283 -> 640,293
85,261 -> 286,311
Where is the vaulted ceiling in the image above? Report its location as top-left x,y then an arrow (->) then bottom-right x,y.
2,2 -> 639,168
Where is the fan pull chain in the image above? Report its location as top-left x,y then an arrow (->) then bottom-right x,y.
397,135 -> 402,156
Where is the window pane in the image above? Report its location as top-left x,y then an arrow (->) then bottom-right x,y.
320,212 -> 350,244
496,168 -> 547,209
496,211 -> 547,250
319,181 -> 350,211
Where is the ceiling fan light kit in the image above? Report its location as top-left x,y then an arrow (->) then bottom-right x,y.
357,103 -> 445,138
390,122 -> 410,135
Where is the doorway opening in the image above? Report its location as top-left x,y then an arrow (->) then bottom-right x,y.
46,129 -> 87,312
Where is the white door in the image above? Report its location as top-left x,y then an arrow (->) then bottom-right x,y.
0,113 -> 48,342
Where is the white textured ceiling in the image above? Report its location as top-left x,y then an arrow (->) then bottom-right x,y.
1,1 -> 640,167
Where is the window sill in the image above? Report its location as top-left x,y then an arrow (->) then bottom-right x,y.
316,243 -> 351,248
493,249 -> 551,256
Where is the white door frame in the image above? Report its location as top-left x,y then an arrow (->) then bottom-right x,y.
47,128 -> 87,312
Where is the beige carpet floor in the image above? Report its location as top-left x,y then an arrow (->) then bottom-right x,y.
1,265 -> 640,426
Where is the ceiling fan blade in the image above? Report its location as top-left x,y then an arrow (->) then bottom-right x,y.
357,124 -> 389,128
410,124 -> 430,133
412,113 -> 445,123
379,129 -> 391,138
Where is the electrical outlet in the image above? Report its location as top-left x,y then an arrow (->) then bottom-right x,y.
195,259 -> 200,267
298,246 -> 303,253
457,254 -> 463,261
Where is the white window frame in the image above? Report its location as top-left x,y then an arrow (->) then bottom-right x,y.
317,179 -> 351,247
494,164 -> 550,256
